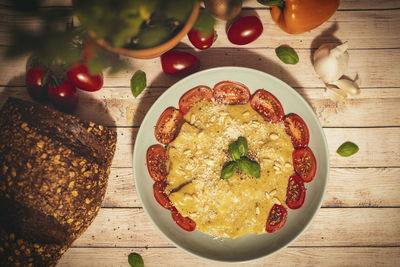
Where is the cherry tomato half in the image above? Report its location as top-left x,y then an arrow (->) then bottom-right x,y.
26,66 -> 49,102
171,207 -> 196,232
153,182 -> 173,210
155,107 -> 184,144
188,29 -> 214,50
48,79 -> 78,112
161,50 -> 199,75
250,89 -> 284,123
67,62 -> 103,92
146,145 -> 168,182
286,175 -> 306,209
227,16 -> 263,45
284,114 -> 310,148
266,204 -> 287,233
293,147 -> 317,183
179,86 -> 213,115
213,81 -> 251,105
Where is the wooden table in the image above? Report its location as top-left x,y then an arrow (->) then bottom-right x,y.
1,0 -> 399,266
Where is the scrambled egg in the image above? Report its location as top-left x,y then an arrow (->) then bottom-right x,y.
165,101 -> 294,239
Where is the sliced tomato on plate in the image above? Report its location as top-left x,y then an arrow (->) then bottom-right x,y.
286,175 -> 306,209
179,86 -> 213,115
250,89 -> 284,123
293,147 -> 317,183
171,207 -> 196,232
146,144 -> 168,182
284,114 -> 310,148
266,204 -> 287,233
153,182 -> 173,210
212,81 -> 251,105
155,107 -> 184,144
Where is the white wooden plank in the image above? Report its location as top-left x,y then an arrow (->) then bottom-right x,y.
71,208 -> 400,247
1,48 -> 399,88
103,167 -> 400,208
59,247 -> 400,267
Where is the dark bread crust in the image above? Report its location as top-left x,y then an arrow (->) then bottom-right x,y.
0,98 -> 117,266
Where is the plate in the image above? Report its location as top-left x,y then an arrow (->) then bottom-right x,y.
133,67 -> 329,262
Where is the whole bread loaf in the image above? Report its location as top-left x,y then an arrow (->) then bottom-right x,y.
0,98 -> 117,266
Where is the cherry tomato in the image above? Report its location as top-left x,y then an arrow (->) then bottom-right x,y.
266,204 -> 287,233
153,182 -> 173,210
179,86 -> 213,115
188,29 -> 214,50
26,66 -> 49,102
67,62 -> 103,92
213,81 -> 251,105
250,89 -> 284,123
286,175 -> 306,209
146,145 -> 168,182
284,114 -> 310,148
161,50 -> 199,75
293,147 -> 317,183
155,107 -> 184,144
48,79 -> 78,112
171,207 -> 196,232
227,16 -> 263,45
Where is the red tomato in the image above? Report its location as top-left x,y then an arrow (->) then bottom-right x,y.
188,29 -> 214,50
171,207 -> 196,232
155,107 -> 184,144
153,182 -> 173,210
48,79 -> 78,112
213,81 -> 251,105
293,147 -> 317,183
266,204 -> 287,233
227,16 -> 263,45
286,175 -> 306,209
179,86 -> 213,115
26,66 -> 49,102
161,50 -> 199,75
67,62 -> 103,92
250,89 -> 284,123
284,114 -> 310,148
146,145 -> 168,182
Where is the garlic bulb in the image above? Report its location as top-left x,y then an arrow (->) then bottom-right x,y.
313,42 -> 349,84
332,79 -> 360,96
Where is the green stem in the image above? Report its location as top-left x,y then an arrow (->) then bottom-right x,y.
257,0 -> 285,9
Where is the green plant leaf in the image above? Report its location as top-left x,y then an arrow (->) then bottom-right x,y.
193,10 -> 216,36
221,161 -> 238,179
237,157 -> 261,178
130,70 -> 147,98
229,141 -> 241,161
128,252 -> 144,267
275,46 -> 299,65
337,141 -> 359,157
236,136 -> 248,157
164,0 -> 194,22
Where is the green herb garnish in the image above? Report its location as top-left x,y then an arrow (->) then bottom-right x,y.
337,141 -> 359,157
128,252 -> 144,267
130,70 -> 147,98
221,161 -> 238,179
275,46 -> 299,65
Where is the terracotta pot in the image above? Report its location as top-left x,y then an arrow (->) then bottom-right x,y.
89,2 -> 200,59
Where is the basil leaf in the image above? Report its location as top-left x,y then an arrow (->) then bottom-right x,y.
221,161 -> 237,179
229,141 -> 241,161
130,70 -> 147,98
275,46 -> 299,65
128,252 -> 144,267
237,157 -> 261,178
193,10 -> 216,36
337,141 -> 359,157
236,136 -> 248,157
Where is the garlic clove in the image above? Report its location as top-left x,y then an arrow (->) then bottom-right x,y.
326,84 -> 348,103
333,78 -> 360,96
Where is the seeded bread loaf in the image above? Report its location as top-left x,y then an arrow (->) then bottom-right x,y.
0,98 -> 117,266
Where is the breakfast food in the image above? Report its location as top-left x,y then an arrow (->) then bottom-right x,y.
146,81 -> 316,238
0,98 -> 117,266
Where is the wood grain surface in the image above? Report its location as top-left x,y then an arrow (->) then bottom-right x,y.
0,0 -> 399,266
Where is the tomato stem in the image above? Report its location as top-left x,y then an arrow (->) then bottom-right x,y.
257,0 -> 285,9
